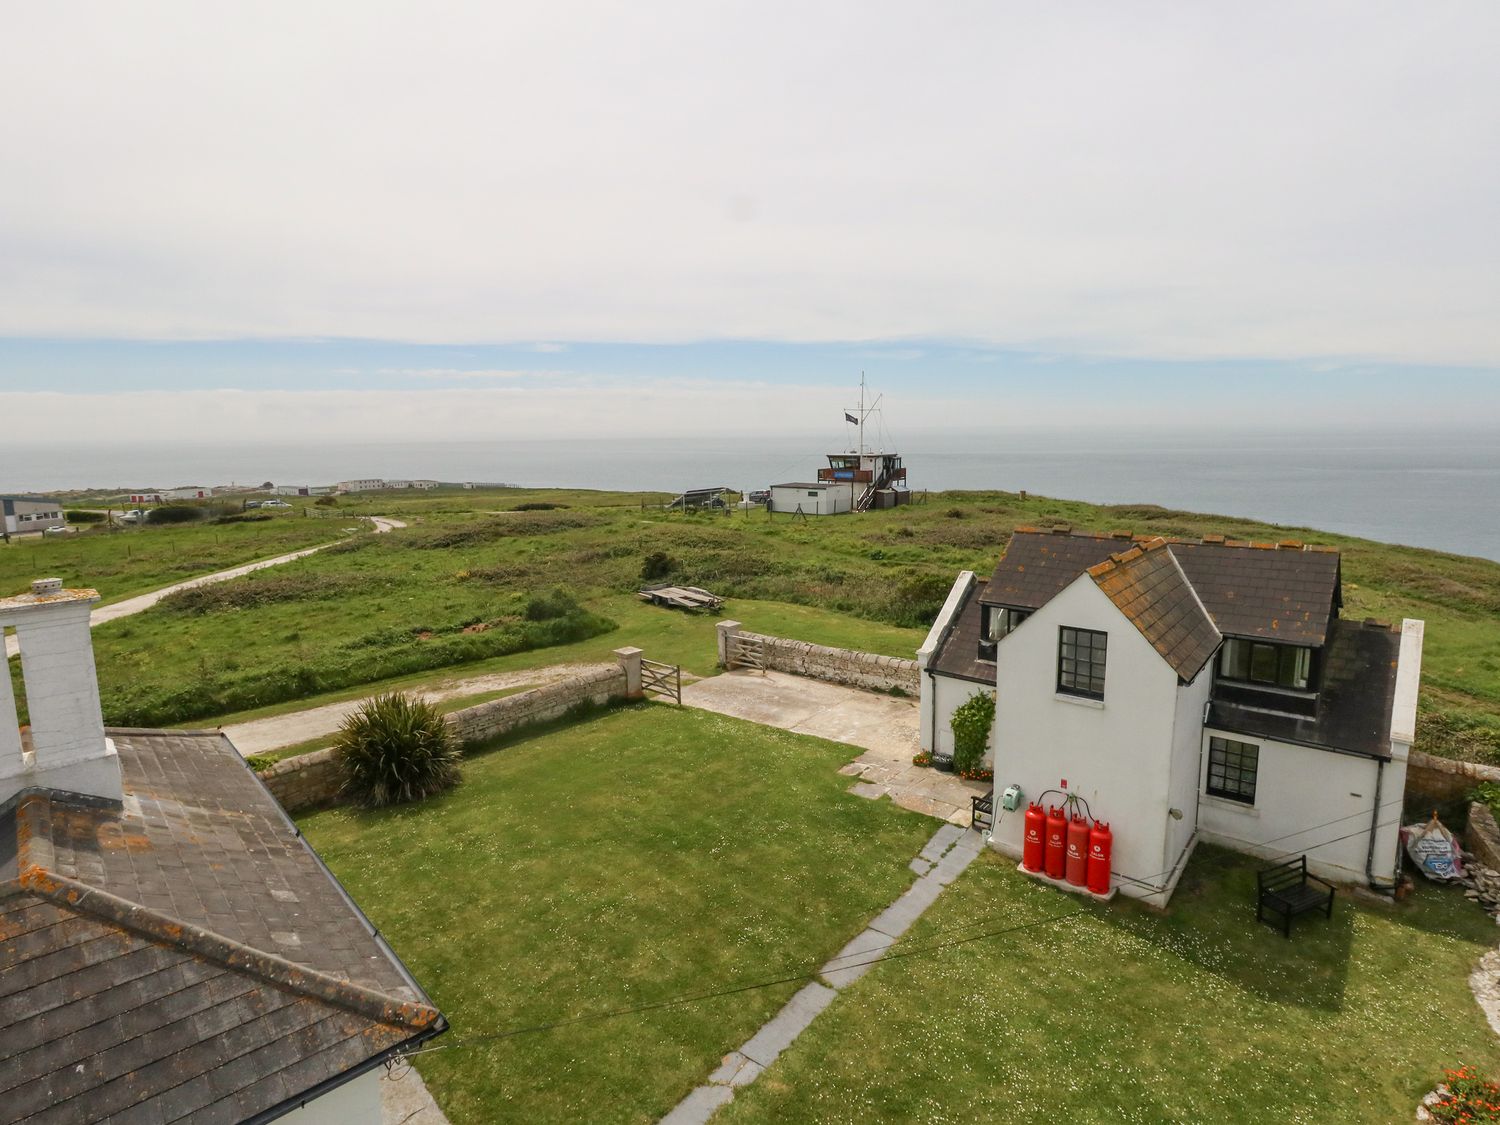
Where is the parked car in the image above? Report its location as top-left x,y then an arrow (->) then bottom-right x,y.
748,490 -> 771,504
261,499 -> 292,509
42,525 -> 72,537
244,500 -> 262,509
120,509 -> 145,524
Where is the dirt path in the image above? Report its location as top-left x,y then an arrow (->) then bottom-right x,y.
5,516 -> 405,659
220,661 -> 611,756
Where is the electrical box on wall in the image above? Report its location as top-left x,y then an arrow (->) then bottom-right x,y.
1001,784 -> 1023,811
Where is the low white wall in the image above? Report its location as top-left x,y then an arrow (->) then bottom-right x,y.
1196,727 -> 1401,886
924,673 -> 992,763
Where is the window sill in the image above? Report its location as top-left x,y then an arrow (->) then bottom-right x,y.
1054,693 -> 1104,710
1201,793 -> 1260,817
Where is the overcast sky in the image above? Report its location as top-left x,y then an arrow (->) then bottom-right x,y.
1,2 -> 1497,442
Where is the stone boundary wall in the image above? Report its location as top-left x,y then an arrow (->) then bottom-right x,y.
258,660 -> 633,813
445,665 -> 626,744
1468,802 -> 1500,872
1407,750 -> 1500,809
716,621 -> 919,695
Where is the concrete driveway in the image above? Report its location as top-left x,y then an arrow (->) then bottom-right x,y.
681,670 -> 987,825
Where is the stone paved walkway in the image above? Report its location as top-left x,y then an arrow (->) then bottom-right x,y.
681,670 -> 988,824
659,823 -> 985,1124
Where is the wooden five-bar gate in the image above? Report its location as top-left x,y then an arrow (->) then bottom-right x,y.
640,657 -> 682,704
726,634 -> 767,673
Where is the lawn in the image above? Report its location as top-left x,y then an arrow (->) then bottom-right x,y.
718,844 -> 1500,1125
0,514 -> 340,603
297,703 -> 935,1124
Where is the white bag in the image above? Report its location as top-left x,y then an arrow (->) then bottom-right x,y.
1404,814 -> 1464,882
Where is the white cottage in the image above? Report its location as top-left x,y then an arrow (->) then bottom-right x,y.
919,527 -> 1422,905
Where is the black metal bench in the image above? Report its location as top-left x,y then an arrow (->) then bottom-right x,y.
971,791 -> 994,833
1256,856 -> 1334,938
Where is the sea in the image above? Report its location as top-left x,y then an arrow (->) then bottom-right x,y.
6,428 -> 1499,562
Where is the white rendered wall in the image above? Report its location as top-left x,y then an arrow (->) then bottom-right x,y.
1196,728 -> 1395,885
989,576 -> 1181,904
1163,667 -> 1214,884
926,674 -> 993,763
275,1068 -> 382,1124
769,487 -> 845,516
917,572 -> 981,757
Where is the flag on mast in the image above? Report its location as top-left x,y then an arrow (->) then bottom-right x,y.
844,412 -> 858,424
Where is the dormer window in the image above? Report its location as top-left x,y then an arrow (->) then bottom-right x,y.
1218,638 -> 1313,691
978,606 -> 1030,660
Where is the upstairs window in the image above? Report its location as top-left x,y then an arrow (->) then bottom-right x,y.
1057,627 -> 1107,699
1218,639 -> 1313,691
978,606 -> 1030,660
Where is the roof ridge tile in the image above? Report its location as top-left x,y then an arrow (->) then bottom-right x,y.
14,865 -> 441,1033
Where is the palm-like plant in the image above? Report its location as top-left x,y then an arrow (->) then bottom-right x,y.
337,692 -> 462,807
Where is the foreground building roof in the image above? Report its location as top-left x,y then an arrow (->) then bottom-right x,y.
0,729 -> 445,1124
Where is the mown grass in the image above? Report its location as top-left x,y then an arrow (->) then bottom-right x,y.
719,844 -> 1500,1125
297,703 -> 934,1124
0,515 -> 340,604
51,485 -> 1500,762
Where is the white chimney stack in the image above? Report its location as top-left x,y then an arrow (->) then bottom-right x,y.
0,578 -> 122,807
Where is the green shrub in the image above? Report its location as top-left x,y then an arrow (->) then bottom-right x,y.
146,506 -> 203,524
641,551 -> 676,581
65,510 -> 106,524
512,502 -> 567,511
336,692 -> 462,807
524,588 -> 578,621
951,691 -> 996,774
315,495 -> 339,507
245,754 -> 276,772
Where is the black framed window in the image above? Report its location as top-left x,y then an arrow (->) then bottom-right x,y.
1218,639 -> 1313,691
1206,737 -> 1259,804
1057,626 -> 1107,699
978,606 -> 1031,660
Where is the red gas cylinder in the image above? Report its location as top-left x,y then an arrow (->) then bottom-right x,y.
1022,803 -> 1045,872
1087,820 -> 1113,895
1044,805 -> 1067,879
1066,815 -> 1090,887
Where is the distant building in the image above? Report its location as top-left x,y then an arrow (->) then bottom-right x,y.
1,495 -> 65,535
335,478 -> 386,493
127,492 -> 163,504
161,486 -> 211,500
768,482 -> 851,516
410,479 -> 441,490
383,479 -> 412,490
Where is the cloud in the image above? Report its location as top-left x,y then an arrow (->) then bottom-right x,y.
376,368 -> 569,381
0,4 -> 1495,365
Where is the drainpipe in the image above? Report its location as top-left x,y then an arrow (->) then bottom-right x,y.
927,668 -> 939,756
1366,757 -> 1394,894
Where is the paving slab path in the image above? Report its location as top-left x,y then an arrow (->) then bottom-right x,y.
659,824 -> 985,1125
221,660 -> 612,756
681,669 -> 988,824
5,516 -> 406,659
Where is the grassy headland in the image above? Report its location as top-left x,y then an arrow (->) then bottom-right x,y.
7,486 -> 1496,763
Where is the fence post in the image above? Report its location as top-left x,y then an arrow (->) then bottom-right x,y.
614,646 -> 644,699
715,621 -> 742,669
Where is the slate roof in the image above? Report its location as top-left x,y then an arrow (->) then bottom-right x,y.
930,577 -> 997,684
0,730 -> 445,1124
1170,538 -> 1341,645
1208,618 -> 1401,758
980,528 -> 1129,609
1087,538 -> 1221,681
979,528 -> 1341,645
